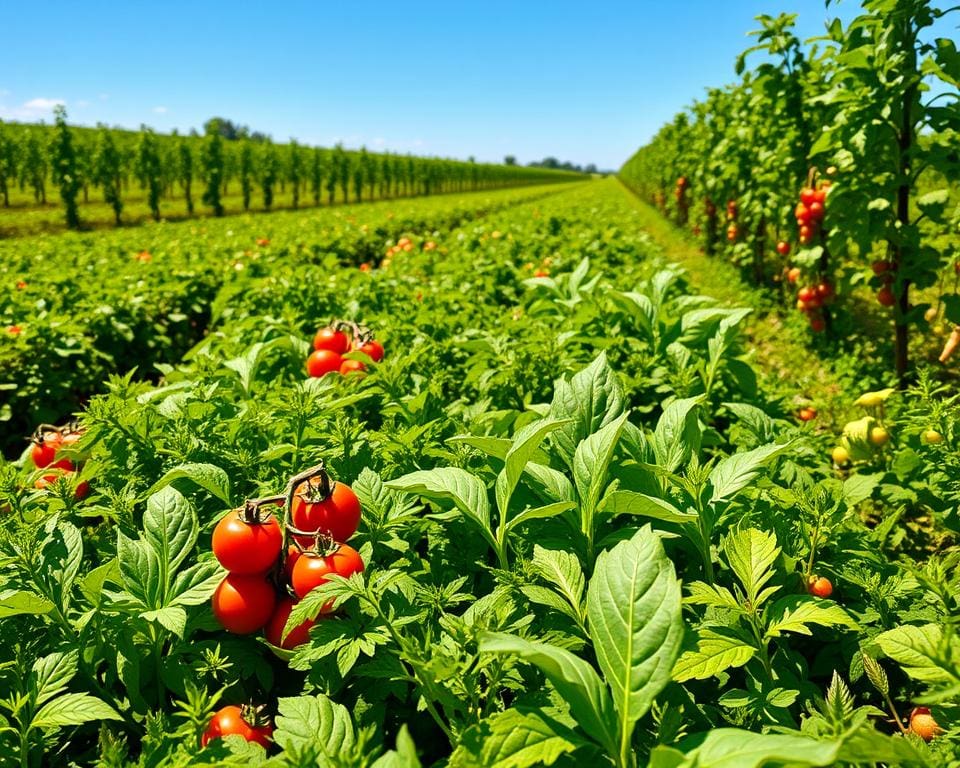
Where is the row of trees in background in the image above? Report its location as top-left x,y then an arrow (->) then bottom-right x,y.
0,110 -> 584,227
620,0 -> 960,383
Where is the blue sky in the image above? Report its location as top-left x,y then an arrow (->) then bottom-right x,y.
0,2 -> 949,169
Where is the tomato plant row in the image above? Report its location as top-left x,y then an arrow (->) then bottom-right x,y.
0,179 -> 957,766
620,2 -> 960,384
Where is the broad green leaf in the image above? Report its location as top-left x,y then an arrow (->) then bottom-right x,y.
496,418 -> 569,519
32,693 -> 122,729
80,560 -> 119,607
612,291 -> 655,337
586,525 -> 684,746
874,624 -> 958,683
142,487 -> 197,594
273,693 -> 356,755
573,412 -> 629,525
142,605 -> 187,637
479,632 -> 618,756
0,590 -> 54,618
522,462 -> 576,504
723,529 -> 779,608
449,707 -> 590,768
170,562 -> 222,606
601,491 -> 697,525
649,728 -> 842,768
530,546 -> 585,621
709,443 -> 787,505
387,468 -> 494,549
520,585 -> 582,624
449,435 -> 513,460
765,595 -> 858,638
32,651 -> 78,707
146,462 -> 232,505
548,353 -> 625,467
673,628 -> 757,682
505,501 -> 575,533
116,533 -> 159,607
652,396 -> 702,473
842,473 -> 882,506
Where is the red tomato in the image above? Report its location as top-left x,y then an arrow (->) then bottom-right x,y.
359,339 -> 384,362
787,267 -> 801,283
877,286 -> 896,307
798,225 -> 814,241
800,188 -> 816,207
812,188 -> 827,205
313,327 -> 349,354
809,316 -> 826,333
31,432 -> 62,469
797,287 -> 815,303
306,350 -> 343,377
776,241 -> 790,256
795,203 -> 812,223
291,480 -> 361,542
808,201 -> 825,220
211,574 -> 276,634
202,705 -> 273,748
264,597 -> 315,649
871,260 -> 891,275
212,507 -> 282,574
798,407 -> 817,422
291,543 -> 364,603
816,283 -> 834,300
808,576 -> 833,598
339,359 -> 366,376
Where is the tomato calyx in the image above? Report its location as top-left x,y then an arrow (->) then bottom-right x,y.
293,472 -> 333,506
240,495 -> 284,525
288,528 -> 339,558
238,703 -> 272,731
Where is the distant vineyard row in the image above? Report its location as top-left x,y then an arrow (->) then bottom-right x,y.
0,109 -> 583,231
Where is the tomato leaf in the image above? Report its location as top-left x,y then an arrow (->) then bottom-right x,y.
449,707 -> 591,768
273,693 -> 357,755
146,462 -> 232,506
479,632 -> 619,756
586,525 -> 684,747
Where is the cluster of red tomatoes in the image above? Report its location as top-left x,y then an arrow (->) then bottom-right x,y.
305,322 -> 384,378
210,465 -> 365,650
674,176 -> 688,202
794,183 -> 829,246
30,424 -> 89,499
725,200 -> 739,242
787,273 -> 835,333
870,260 -> 898,308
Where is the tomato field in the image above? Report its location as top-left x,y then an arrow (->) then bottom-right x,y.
2,1 -> 960,767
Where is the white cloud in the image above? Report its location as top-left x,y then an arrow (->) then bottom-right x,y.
152,106 -> 168,114
24,97 -> 64,110
76,99 -> 90,108
373,137 -> 386,147
0,97 -> 65,120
